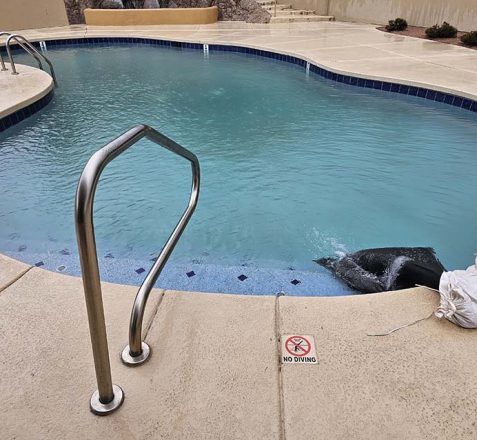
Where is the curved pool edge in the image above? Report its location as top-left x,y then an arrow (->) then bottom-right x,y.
0,250 -> 432,299
1,248 -> 356,297
0,63 -> 54,131
1,26 -> 477,134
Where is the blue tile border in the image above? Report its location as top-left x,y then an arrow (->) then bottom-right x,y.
0,89 -> 54,133
3,247 -> 355,296
1,35 -> 476,133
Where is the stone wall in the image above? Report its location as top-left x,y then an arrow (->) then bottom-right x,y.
63,0 -> 270,23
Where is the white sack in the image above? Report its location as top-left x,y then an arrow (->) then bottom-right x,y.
435,256 -> 477,329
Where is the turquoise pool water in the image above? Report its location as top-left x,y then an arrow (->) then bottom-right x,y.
1,44 -> 476,294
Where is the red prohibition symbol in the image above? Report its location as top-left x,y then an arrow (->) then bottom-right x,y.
285,336 -> 311,357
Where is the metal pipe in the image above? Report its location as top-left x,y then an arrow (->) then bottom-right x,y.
122,128 -> 200,365
13,35 -> 57,86
6,36 -> 41,75
8,35 -> 44,69
8,38 -> 43,71
75,125 -> 200,414
122,133 -> 200,365
6,35 -> 58,86
0,32 -> 12,71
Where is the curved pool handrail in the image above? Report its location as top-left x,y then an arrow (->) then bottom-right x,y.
6,34 -> 58,86
0,32 -> 12,71
75,124 -> 200,415
5,35 -> 44,73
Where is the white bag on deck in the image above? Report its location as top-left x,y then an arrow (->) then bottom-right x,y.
435,256 -> 477,329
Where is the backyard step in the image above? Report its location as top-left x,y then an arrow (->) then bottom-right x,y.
270,15 -> 334,23
260,0 -> 334,23
262,4 -> 293,10
273,9 -> 318,16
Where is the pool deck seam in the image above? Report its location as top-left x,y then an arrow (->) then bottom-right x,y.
0,264 -> 33,294
144,289 -> 166,340
275,293 -> 287,440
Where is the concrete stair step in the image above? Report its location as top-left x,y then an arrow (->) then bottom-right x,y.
273,9 -> 317,16
263,4 -> 292,10
270,15 -> 334,23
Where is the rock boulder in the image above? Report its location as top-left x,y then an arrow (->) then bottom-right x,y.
63,0 -> 270,24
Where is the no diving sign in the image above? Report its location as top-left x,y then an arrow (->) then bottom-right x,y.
281,335 -> 318,364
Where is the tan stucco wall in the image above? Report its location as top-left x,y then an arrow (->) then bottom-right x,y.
84,7 -> 218,26
0,0 -> 68,31
288,0 -> 477,31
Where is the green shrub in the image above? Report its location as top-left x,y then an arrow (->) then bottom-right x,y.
385,18 -> 408,32
425,22 -> 458,39
461,31 -> 477,46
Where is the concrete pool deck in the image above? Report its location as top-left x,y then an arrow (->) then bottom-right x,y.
1,254 -> 477,439
1,20 -> 477,439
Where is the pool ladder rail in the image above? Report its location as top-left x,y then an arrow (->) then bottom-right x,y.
75,124 -> 200,415
0,32 -> 58,86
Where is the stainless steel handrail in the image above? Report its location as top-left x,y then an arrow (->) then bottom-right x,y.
7,36 -> 43,71
1,32 -> 40,72
5,34 -> 58,86
75,124 -> 200,415
0,32 -> 12,71
121,132 -> 200,366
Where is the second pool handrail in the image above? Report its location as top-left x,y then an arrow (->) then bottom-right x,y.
5,34 -> 58,86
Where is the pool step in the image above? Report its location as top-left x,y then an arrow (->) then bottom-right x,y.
258,0 -> 335,23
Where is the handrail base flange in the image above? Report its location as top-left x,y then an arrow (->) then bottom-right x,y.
121,342 -> 151,366
90,384 -> 124,416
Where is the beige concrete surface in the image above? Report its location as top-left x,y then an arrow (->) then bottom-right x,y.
1,257 -> 476,439
0,267 -> 163,440
279,288 -> 477,439
0,0 -> 68,32
85,6 -> 219,26
0,264 -> 279,439
131,290 -> 280,439
0,64 -> 53,119
0,254 -> 31,292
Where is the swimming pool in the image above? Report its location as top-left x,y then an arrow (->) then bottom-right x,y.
1,41 -> 477,295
